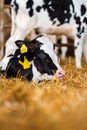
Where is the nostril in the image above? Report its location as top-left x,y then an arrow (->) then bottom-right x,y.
56,69 -> 65,79
58,72 -> 62,75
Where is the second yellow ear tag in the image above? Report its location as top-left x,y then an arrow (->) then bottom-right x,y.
20,44 -> 28,54
19,56 -> 31,69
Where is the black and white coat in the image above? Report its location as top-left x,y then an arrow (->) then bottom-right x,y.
1,0 -> 87,69
1,36 -> 65,82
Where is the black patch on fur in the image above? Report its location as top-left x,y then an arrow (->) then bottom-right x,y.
74,46 -> 77,49
52,20 -> 56,25
74,13 -> 85,38
74,14 -> 81,32
6,52 -> 33,81
26,0 -> 34,17
77,42 -> 79,46
80,26 -> 85,34
77,34 -> 81,39
74,42 -> 79,50
81,4 -> 86,16
36,6 -> 42,12
42,0 -> 74,25
77,26 -> 85,38
13,0 -> 19,14
83,17 -> 87,24
34,50 -> 57,75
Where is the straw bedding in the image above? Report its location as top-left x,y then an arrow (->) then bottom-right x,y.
0,57 -> 87,130
0,11 -> 87,130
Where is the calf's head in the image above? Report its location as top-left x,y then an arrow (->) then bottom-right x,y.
1,35 -> 65,82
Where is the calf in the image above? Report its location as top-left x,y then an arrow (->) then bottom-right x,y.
1,0 -> 87,69
0,35 -> 65,82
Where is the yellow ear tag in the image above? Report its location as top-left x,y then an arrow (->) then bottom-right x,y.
20,44 -> 28,54
19,56 -> 31,69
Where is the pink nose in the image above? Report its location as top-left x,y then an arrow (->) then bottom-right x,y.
56,69 -> 65,79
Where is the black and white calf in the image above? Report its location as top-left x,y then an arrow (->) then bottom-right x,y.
0,36 -> 65,82
0,0 -> 87,69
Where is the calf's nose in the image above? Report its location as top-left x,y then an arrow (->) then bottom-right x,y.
56,69 -> 65,79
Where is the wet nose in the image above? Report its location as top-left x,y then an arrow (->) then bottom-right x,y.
56,69 -> 65,79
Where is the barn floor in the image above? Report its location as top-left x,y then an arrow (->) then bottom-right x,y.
0,56 -> 87,130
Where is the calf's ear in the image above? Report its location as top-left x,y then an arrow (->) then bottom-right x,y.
15,40 -> 25,48
28,41 -> 42,53
15,40 -> 29,54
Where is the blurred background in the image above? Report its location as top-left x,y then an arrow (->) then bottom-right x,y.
0,1 -> 87,130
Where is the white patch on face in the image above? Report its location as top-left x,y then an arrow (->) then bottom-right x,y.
36,36 -> 60,68
31,61 -> 53,82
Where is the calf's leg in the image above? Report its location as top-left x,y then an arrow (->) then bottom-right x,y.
83,35 -> 87,64
74,35 -> 84,68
